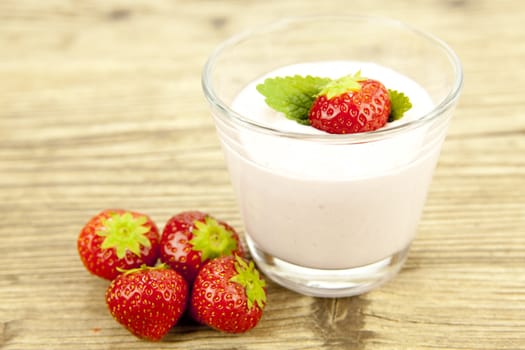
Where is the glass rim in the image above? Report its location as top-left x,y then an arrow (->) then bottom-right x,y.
202,15 -> 463,142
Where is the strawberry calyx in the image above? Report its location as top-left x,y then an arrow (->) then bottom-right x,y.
317,70 -> 366,99
189,217 -> 238,261
117,263 -> 169,275
229,255 -> 266,310
97,212 -> 152,259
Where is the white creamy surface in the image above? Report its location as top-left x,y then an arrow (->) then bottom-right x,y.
230,61 -> 435,179
219,61 -> 443,269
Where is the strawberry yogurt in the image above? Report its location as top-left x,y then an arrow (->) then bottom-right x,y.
204,16 -> 462,297
217,61 -> 443,270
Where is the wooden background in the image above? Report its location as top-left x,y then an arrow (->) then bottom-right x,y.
1,0 -> 524,349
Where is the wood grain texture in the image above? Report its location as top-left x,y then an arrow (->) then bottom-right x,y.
1,0 -> 524,349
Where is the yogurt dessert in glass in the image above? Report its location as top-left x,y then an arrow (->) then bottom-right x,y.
202,16 -> 463,297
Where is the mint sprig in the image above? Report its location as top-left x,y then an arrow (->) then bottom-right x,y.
256,73 -> 413,126
256,75 -> 330,125
388,90 -> 412,122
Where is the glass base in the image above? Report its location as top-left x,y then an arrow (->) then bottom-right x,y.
246,236 -> 410,298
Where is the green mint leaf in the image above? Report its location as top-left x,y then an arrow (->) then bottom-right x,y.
388,89 -> 412,122
256,75 -> 331,125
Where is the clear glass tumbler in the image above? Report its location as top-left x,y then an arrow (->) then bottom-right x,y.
202,16 -> 463,297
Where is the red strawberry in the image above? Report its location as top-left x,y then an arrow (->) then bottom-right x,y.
159,211 -> 244,283
105,264 -> 188,341
77,209 -> 160,280
309,72 -> 391,134
190,255 -> 267,333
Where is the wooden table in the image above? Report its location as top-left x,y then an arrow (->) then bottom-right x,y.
1,1 -> 524,349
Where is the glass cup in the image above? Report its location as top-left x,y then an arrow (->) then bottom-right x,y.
202,16 -> 463,297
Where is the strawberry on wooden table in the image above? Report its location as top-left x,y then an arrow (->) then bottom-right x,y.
190,255 -> 267,333
77,209 -> 160,280
160,211 -> 244,283
105,264 -> 189,341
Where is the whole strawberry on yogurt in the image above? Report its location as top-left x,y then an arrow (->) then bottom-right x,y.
308,72 -> 391,133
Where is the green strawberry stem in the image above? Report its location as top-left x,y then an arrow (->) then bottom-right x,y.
317,71 -> 365,99
189,217 -> 238,261
230,255 -> 266,310
97,212 -> 152,259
